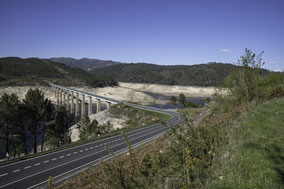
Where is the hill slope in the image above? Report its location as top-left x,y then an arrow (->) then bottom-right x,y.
50,57 -> 121,70
91,62 -> 243,86
0,57 -> 118,87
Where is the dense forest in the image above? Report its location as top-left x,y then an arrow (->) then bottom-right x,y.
0,57 -> 118,87
50,57 -> 121,70
91,62 -> 267,86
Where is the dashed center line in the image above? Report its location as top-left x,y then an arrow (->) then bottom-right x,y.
13,169 -> 20,173
67,154 -> 71,156
59,156 -> 64,159
52,158 -> 57,161
43,160 -> 49,163
80,150 -> 83,152
0,173 -> 8,177
34,163 -> 40,166
24,166 -> 31,169
73,152 -> 77,154
99,144 -> 103,146
85,148 -> 89,151
90,147 -> 94,149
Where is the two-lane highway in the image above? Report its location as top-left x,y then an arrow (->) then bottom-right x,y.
0,86 -> 184,189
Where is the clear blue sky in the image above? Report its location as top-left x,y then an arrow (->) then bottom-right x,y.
0,0 -> 283,71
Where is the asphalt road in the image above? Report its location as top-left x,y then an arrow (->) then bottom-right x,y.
0,86 -> 184,189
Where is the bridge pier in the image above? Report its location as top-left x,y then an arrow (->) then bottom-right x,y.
71,91 -> 74,114
88,96 -> 92,116
107,102 -> 111,109
97,99 -> 101,113
81,94 -> 85,118
54,86 -> 56,97
56,88 -> 59,104
63,90 -> 66,107
66,90 -> 70,111
59,89 -> 63,105
76,92 -> 79,118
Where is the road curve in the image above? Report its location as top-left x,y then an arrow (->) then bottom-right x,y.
0,86 -> 184,189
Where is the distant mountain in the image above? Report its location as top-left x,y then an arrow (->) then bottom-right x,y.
50,57 -> 122,70
0,57 -> 118,87
91,62 -> 269,87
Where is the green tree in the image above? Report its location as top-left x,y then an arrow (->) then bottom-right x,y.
170,96 -> 177,105
226,48 -> 265,103
178,93 -> 186,106
40,99 -> 54,151
0,94 -> 21,156
23,89 -> 52,153
77,117 -> 99,140
48,106 -> 74,147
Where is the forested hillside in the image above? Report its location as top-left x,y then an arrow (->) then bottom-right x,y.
0,57 -> 118,87
92,62 -> 263,86
50,57 -> 121,70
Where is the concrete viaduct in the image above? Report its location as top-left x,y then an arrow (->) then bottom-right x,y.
50,84 -> 119,118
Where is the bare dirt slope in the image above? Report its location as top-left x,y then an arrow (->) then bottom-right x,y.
119,82 -> 216,97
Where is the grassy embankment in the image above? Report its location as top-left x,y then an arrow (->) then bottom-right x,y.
211,99 -> 284,188
57,99 -> 284,189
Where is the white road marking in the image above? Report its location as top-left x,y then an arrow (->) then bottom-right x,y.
90,147 -> 94,149
13,169 -> 20,173
99,144 -> 102,146
25,128 -> 169,189
108,142 -> 111,144
73,152 -> 77,154
52,158 -> 57,161
34,163 -> 40,166
43,160 -> 49,163
112,140 -> 114,142
0,173 -> 8,177
6,124 -> 170,189
24,166 -> 31,169
85,148 -> 88,151
104,143 -> 107,145
67,154 -> 71,156
80,150 -> 83,152
59,156 -> 64,159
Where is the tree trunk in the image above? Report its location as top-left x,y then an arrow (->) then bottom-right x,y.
23,136 -> 27,155
6,135 -> 9,155
34,130 -> 37,154
41,129 -> 45,152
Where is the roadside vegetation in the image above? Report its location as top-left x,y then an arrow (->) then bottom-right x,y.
58,49 -> 284,189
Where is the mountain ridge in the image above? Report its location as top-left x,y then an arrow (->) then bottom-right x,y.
50,57 -> 122,70
0,57 -> 118,87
